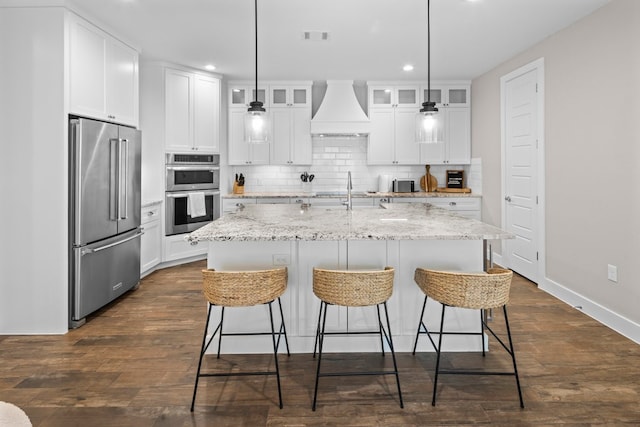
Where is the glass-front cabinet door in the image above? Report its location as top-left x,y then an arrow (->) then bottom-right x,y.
422,84 -> 469,107
369,85 -> 419,109
270,85 -> 310,108
228,85 -> 268,108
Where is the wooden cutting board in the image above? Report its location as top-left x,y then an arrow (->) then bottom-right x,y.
420,165 -> 438,192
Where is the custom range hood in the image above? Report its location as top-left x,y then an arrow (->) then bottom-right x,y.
310,80 -> 370,137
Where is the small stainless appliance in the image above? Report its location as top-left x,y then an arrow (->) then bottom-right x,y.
165,153 -> 220,191
165,153 -> 220,236
392,179 -> 415,193
69,117 -> 142,327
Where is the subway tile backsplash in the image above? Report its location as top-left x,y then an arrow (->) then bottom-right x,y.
230,137 -> 482,194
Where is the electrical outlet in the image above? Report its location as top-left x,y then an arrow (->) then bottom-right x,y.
273,254 -> 290,266
607,264 -> 618,283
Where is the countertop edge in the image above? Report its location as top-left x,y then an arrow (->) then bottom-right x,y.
223,191 -> 481,199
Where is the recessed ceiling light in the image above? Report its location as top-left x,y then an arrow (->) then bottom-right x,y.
205,64 -> 216,71
403,64 -> 414,72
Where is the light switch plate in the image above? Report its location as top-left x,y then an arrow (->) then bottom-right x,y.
607,264 -> 618,282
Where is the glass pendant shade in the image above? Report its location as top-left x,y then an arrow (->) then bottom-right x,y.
245,101 -> 270,143
416,102 -> 442,144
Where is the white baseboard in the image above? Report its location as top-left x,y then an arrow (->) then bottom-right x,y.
141,254 -> 207,278
490,250 -> 639,345
540,277 -> 640,345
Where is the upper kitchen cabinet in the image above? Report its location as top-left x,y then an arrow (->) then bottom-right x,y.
367,83 -> 421,165
227,108 -> 270,165
227,81 -> 311,165
228,84 -> 268,108
369,84 -> 421,110
422,83 -> 470,108
165,68 -> 220,153
269,84 -> 311,108
420,81 -> 471,165
270,82 -> 312,165
68,13 -> 139,127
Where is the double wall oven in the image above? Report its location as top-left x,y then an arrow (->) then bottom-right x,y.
165,153 -> 220,236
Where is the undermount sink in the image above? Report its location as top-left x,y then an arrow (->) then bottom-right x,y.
314,191 -> 369,197
316,205 -> 382,210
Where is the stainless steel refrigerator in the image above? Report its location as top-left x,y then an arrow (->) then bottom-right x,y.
69,116 -> 142,327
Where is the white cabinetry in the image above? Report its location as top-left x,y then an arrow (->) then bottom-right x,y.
367,84 -> 422,165
165,68 -> 220,152
391,196 -> 481,220
420,82 -> 471,165
271,106 -> 312,165
228,85 -> 268,108
227,108 -> 270,165
269,84 -> 312,108
163,234 -> 207,262
140,202 -> 162,276
68,13 -> 139,127
426,197 -> 481,220
227,82 -> 270,165
227,81 -> 312,166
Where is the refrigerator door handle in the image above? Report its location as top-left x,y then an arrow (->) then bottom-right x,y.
71,119 -> 83,243
109,138 -> 119,221
116,138 -> 124,221
81,231 -> 144,255
121,138 -> 129,220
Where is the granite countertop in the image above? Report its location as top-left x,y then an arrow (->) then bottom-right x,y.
188,203 -> 511,243
223,191 -> 480,199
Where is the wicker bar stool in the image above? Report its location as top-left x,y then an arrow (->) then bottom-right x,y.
412,267 -> 524,408
311,267 -> 403,411
190,267 -> 290,411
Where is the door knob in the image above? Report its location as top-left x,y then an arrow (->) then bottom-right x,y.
505,196 -> 512,202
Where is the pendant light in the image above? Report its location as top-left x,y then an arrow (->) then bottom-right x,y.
416,0 -> 442,144
244,0 -> 270,143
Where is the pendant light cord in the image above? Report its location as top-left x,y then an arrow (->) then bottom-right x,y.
254,0 -> 258,103
427,0 -> 431,103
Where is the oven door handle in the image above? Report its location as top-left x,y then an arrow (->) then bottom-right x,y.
165,166 -> 220,171
166,191 -> 220,198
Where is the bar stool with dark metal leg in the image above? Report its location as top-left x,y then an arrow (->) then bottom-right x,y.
412,267 -> 524,408
312,267 -> 403,411
190,267 -> 290,411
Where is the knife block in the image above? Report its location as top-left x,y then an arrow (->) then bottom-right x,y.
233,182 -> 244,194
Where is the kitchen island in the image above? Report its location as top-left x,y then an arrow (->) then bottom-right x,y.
188,203 -> 512,354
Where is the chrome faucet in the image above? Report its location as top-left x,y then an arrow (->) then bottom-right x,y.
344,171 -> 353,210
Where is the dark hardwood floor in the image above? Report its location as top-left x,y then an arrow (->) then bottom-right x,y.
1,260 -> 639,426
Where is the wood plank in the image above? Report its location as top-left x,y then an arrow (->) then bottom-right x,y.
0,260 -> 638,425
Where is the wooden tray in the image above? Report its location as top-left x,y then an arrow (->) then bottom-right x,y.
435,187 -> 471,193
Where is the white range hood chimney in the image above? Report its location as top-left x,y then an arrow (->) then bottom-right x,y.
310,80 -> 370,136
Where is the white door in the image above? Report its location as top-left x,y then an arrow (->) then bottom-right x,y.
501,59 -> 544,283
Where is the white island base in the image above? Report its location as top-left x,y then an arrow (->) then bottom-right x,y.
204,238 -> 487,354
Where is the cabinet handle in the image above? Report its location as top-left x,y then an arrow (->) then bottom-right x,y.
505,196 -> 512,202
449,202 -> 457,206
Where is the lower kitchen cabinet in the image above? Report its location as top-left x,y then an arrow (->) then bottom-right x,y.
140,202 -> 162,276
392,196 -> 481,220
163,234 -> 208,262
426,197 -> 481,220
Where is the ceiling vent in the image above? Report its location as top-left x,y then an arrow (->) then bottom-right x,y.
303,31 -> 330,41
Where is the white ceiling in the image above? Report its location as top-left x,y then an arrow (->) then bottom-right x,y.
68,0 -> 610,81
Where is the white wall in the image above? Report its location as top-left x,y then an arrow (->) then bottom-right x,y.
472,0 -> 640,340
0,7 -> 69,333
